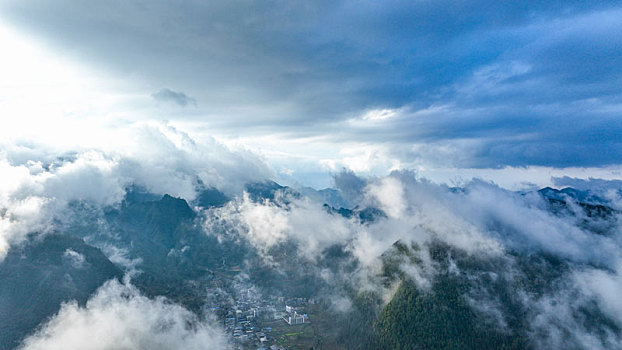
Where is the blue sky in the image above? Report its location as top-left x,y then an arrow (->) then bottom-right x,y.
0,1 -> 621,188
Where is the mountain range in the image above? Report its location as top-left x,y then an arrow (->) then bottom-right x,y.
1,181 -> 620,350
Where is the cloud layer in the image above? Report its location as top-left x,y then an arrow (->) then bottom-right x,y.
1,129 -> 621,349
0,1 -> 620,171
0,123 -> 271,259
203,170 -> 622,348
19,279 -> 229,350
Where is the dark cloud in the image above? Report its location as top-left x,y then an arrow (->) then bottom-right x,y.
0,1 -> 620,168
152,88 -> 196,107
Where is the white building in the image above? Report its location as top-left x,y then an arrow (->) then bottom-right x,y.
283,311 -> 308,325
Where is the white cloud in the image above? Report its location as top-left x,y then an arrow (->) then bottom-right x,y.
19,279 -> 229,350
365,176 -> 406,218
574,261 -> 622,326
239,194 -> 290,249
204,171 -> 504,290
0,123 -> 273,260
456,180 -> 619,264
205,191 -> 353,261
63,249 -> 86,269
527,286 -> 622,350
203,169 -> 622,346
361,108 -> 398,121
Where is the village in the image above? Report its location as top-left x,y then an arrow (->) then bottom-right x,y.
207,284 -> 317,350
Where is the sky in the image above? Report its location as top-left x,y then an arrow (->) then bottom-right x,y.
0,0 -> 621,189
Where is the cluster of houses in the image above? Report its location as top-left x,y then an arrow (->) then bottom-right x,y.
225,299 -> 277,345
208,285 -> 314,349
